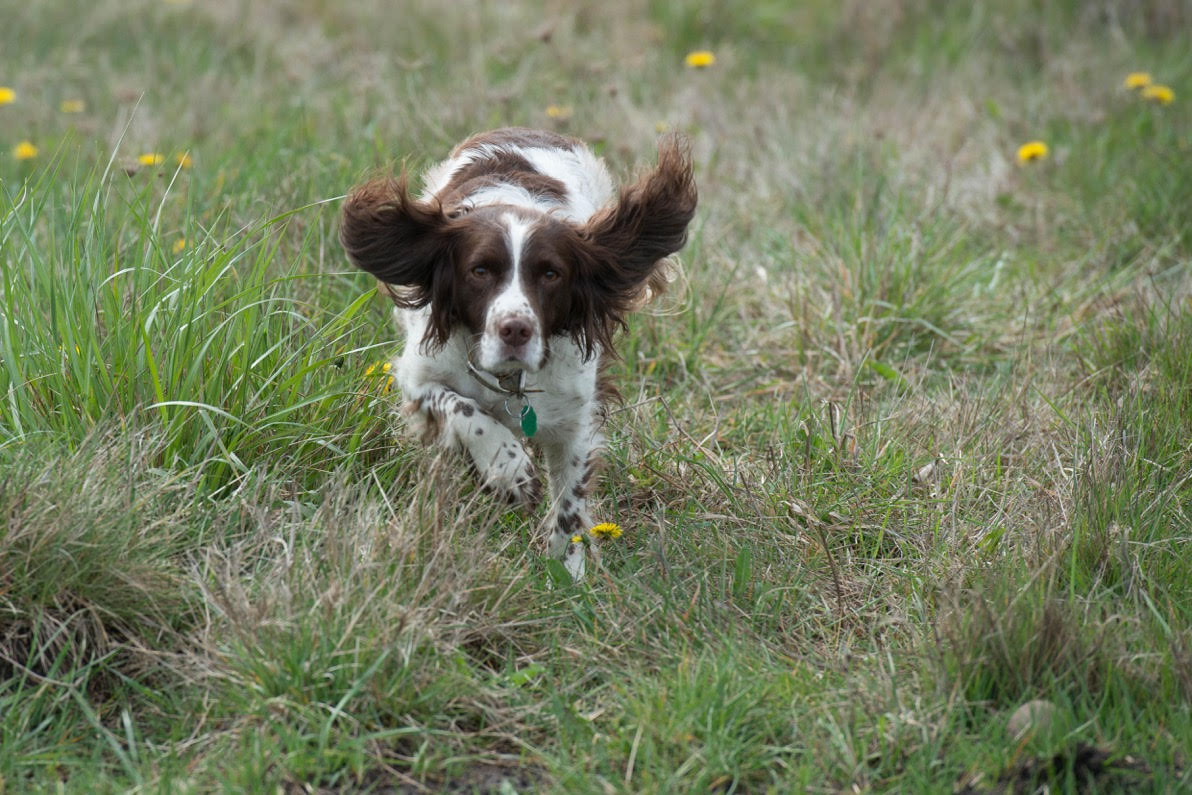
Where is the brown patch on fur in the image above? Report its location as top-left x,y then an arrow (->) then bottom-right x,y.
514,470 -> 544,509
451,127 -> 581,156
576,450 -> 605,500
555,511 -> 584,534
438,151 -> 568,212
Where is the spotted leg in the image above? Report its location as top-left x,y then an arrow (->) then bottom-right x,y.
405,384 -> 542,508
539,416 -> 605,581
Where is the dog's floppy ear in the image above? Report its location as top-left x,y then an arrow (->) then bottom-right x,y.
571,134 -> 697,355
583,134 -> 696,285
339,175 -> 454,308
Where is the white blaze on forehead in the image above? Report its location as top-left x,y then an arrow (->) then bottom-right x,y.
503,212 -> 531,276
490,212 -> 532,319
477,212 -> 544,371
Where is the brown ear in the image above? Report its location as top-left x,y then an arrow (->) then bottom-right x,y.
582,134 -> 697,285
570,135 -> 697,356
339,175 -> 453,306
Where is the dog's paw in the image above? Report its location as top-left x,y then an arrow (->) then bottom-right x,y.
476,440 -> 541,509
563,539 -> 586,581
545,532 -> 588,582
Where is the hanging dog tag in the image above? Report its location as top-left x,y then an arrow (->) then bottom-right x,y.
520,404 -> 537,437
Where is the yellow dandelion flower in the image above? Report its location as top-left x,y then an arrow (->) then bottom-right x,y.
173,238 -> 187,253
13,140 -> 38,160
137,152 -> 164,166
366,361 -> 395,393
685,50 -> 716,68
1123,72 -> 1153,90
0,87 -> 16,105
1141,84 -> 1174,105
655,121 -> 670,134
570,534 -> 583,545
1016,140 -> 1049,164
60,99 -> 85,113
545,104 -> 573,120
590,522 -> 623,539
176,151 -> 193,168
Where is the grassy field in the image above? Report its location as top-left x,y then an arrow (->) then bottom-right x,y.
2,0 -> 1191,791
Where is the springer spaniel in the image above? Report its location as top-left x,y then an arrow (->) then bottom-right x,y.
340,128 -> 697,579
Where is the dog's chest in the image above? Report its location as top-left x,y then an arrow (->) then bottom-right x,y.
401,325 -> 599,441
468,360 -> 596,441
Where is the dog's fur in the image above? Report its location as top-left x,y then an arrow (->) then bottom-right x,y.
340,127 -> 696,578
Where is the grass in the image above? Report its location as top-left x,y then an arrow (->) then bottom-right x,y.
2,0 -> 1191,791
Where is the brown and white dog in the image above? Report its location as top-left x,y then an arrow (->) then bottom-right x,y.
340,128 -> 696,579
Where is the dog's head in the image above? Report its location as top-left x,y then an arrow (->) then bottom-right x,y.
339,135 -> 697,373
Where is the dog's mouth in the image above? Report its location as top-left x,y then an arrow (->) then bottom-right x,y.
489,359 -> 531,375
465,352 -> 539,401
470,334 -> 547,375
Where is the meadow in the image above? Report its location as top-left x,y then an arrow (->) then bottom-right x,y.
2,0 -> 1191,791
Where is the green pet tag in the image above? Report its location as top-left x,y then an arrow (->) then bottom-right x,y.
520,404 -> 537,438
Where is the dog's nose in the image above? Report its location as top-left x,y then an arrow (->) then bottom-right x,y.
498,318 -> 533,346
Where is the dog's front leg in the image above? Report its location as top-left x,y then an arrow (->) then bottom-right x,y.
539,419 -> 606,581
406,385 -> 542,508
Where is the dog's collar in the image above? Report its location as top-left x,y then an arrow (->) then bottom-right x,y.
466,360 -> 541,437
465,360 -> 543,397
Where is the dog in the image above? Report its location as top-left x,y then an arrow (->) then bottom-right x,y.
340,127 -> 696,579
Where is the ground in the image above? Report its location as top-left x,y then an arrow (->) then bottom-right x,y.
1,0 -> 1190,791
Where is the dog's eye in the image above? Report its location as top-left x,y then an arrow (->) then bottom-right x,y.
541,267 -> 561,282
471,265 -> 491,279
